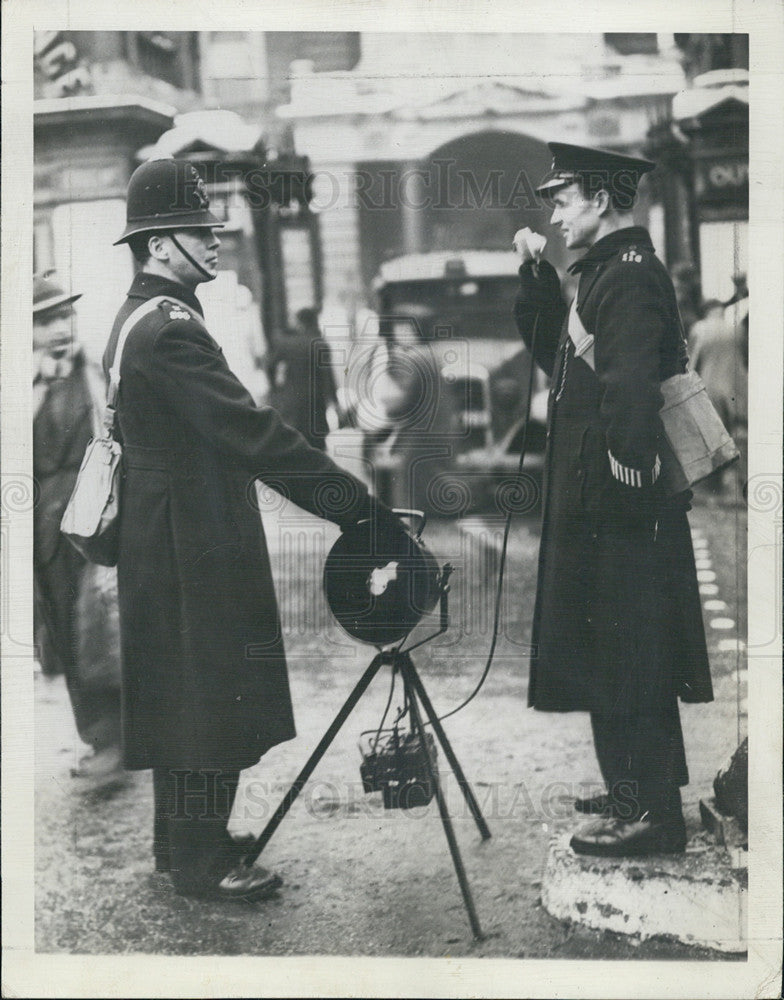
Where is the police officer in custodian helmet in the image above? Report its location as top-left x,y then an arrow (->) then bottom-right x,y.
513,143 -> 713,858
105,158 -> 397,901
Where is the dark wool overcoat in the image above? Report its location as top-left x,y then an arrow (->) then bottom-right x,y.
514,227 -> 713,716
103,272 -> 374,771
34,354 -> 93,674
36,354 -> 122,745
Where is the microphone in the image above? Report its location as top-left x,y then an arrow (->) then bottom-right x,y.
513,228 -> 547,278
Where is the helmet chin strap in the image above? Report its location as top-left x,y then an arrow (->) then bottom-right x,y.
169,232 -> 216,282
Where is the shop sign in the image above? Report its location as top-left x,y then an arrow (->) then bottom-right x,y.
694,156 -> 749,206
34,31 -> 91,97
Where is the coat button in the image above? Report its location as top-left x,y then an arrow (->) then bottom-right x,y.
576,470 -> 583,479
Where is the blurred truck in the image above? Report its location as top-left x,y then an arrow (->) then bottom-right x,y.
348,251 -> 549,516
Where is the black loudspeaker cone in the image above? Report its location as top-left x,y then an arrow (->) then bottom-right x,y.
324,516 -> 441,646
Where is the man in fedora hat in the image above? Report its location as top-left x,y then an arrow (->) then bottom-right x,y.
34,272 -> 124,788
105,158 -> 396,901
513,143 -> 713,857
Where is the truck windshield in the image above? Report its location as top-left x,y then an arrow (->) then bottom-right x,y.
379,276 -> 520,341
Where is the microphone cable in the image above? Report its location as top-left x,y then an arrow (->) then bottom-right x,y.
365,272 -> 544,737
431,309 -> 541,724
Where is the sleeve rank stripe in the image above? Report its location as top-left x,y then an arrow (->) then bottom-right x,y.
608,451 -> 661,488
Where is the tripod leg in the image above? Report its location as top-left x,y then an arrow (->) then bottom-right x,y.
403,668 -> 485,941
242,652 -> 385,867
403,656 -> 491,841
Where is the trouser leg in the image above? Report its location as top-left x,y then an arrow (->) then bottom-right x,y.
631,708 -> 689,821
67,687 -> 122,752
152,767 -> 240,894
37,553 -> 122,751
589,711 -> 620,790
152,767 -> 173,872
590,704 -> 688,822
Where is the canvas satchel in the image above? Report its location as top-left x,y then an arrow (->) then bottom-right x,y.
567,297 -> 740,497
61,296 -> 168,565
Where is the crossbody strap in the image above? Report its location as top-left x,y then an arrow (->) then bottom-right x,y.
566,295 -> 665,488
568,294 -> 690,378
102,295 -> 170,435
82,363 -> 109,438
567,297 -> 596,370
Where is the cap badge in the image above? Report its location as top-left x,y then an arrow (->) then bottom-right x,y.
193,175 -> 209,209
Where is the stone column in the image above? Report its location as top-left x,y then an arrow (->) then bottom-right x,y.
310,161 -> 364,322
400,159 -> 426,254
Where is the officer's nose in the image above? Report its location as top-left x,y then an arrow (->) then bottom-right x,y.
208,229 -> 221,250
549,207 -> 561,226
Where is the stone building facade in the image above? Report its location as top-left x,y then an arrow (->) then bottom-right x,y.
34,31 -> 748,360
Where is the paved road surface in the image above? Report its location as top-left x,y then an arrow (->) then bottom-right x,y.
33,496 -> 746,960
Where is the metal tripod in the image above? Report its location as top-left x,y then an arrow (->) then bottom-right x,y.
240,567 -> 492,940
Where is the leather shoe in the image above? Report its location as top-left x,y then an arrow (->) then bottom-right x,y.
71,745 -> 127,796
218,864 -> 282,901
569,813 -> 687,857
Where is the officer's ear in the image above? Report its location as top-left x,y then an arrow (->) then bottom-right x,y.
592,189 -> 611,217
147,233 -> 170,263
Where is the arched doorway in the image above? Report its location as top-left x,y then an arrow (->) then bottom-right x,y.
421,130 -> 557,263
356,129 -> 568,292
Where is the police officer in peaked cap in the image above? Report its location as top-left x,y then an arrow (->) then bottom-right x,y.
512,143 -> 713,857
104,158 -> 397,901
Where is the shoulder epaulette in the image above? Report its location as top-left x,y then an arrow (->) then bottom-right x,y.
157,298 -> 193,322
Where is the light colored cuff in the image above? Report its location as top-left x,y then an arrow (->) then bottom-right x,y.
608,450 -> 661,488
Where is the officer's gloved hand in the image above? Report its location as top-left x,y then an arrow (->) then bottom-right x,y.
513,227 -> 547,266
516,257 -> 562,312
339,497 -> 403,535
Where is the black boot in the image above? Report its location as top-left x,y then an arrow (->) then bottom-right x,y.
570,786 -> 686,857
570,811 -> 687,857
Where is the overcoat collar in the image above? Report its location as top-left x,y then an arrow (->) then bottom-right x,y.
567,226 -> 654,274
127,271 -> 204,317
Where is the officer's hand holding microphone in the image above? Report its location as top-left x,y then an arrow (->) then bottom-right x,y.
513,228 -> 547,275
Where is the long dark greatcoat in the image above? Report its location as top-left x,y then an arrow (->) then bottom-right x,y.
514,227 -> 713,716
35,353 -> 122,747
34,353 -> 94,677
103,273 -> 374,771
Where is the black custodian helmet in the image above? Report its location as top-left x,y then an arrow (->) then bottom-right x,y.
114,158 -> 224,245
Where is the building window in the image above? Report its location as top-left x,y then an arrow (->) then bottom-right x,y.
265,33 -> 361,104
673,34 -> 749,77
123,32 -> 201,91
604,33 -> 659,56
